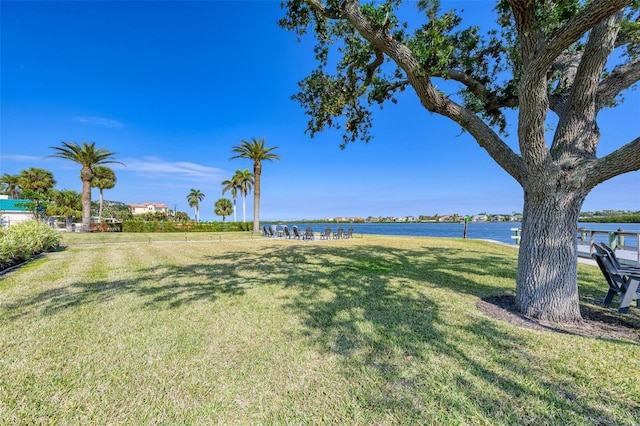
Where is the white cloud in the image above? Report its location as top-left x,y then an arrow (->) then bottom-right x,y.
120,157 -> 225,182
0,154 -> 45,163
73,116 -> 123,128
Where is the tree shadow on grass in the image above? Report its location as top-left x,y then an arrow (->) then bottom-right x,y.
260,245 -> 637,423
2,241 -> 637,423
1,251 -> 259,320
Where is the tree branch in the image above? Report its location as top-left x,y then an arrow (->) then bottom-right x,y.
532,0 -> 631,76
584,137 -> 640,189
305,0 -> 341,19
549,52 -> 582,102
363,49 -> 384,87
596,58 -> 640,109
506,0 -> 541,66
333,0 -> 525,183
445,70 -> 519,110
551,12 -> 623,159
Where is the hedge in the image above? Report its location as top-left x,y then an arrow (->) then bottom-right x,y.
121,221 -> 253,233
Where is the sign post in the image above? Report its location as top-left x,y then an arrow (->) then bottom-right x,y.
463,215 -> 470,239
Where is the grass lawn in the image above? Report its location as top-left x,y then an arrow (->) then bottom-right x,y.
1,234 -> 638,424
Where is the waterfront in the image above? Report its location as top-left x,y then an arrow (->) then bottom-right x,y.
337,222 -> 640,245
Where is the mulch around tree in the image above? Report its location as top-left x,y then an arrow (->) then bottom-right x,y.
478,295 -> 640,343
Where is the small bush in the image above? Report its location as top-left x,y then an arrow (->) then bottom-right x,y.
0,220 -> 60,269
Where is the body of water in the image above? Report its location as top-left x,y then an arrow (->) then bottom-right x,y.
312,222 -> 640,245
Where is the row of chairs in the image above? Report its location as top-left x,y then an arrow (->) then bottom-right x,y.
319,226 -> 354,240
262,225 -> 315,240
262,225 -> 355,240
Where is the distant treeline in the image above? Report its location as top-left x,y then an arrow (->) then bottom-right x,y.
579,210 -> 640,223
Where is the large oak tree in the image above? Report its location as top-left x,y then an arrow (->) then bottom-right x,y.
280,0 -> 640,322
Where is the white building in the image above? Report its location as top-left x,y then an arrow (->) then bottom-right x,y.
129,202 -> 171,216
0,198 -> 34,227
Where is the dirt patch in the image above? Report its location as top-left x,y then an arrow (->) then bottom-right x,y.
478,295 -> 640,343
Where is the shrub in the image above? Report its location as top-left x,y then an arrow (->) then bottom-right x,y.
0,220 -> 60,269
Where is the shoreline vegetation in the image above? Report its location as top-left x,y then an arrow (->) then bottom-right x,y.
0,234 -> 638,424
115,210 -> 640,232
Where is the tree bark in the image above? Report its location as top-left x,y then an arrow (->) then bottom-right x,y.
253,162 -> 261,233
80,167 -> 92,233
242,195 -> 247,223
515,188 -> 587,322
98,189 -> 104,222
233,198 -> 237,222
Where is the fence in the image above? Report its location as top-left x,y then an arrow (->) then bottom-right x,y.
510,227 -> 640,264
577,228 -> 640,264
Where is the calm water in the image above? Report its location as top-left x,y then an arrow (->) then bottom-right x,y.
307,222 -> 640,245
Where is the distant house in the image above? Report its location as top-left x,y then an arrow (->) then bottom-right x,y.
129,202 -> 171,216
0,198 -> 34,227
334,216 -> 366,223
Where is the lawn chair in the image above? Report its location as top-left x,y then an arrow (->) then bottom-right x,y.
282,225 -> 292,239
320,227 -> 332,240
292,226 -> 303,239
304,227 -> 315,240
269,224 -> 279,238
591,250 -> 640,313
594,243 -> 640,272
262,226 -> 269,237
345,227 -> 354,239
333,227 -> 344,239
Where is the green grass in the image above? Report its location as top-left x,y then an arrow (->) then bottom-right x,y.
1,234 -> 639,424
59,230 -> 256,245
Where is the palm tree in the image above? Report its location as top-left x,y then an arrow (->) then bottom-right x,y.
186,188 -> 205,222
222,169 -> 254,223
230,137 -> 279,233
91,166 -> 117,222
221,177 -> 239,222
214,198 -> 233,222
234,169 -> 253,224
17,168 -> 56,220
47,189 -> 82,231
48,141 -> 123,232
0,173 -> 21,199
17,167 -> 56,194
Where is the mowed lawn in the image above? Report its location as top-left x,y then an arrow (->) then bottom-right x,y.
1,234 -> 638,424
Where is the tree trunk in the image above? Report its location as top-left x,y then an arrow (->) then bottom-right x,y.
253,164 -> 261,233
515,189 -> 587,322
98,189 -> 104,222
233,197 -> 237,222
242,195 -> 247,223
80,167 -> 92,233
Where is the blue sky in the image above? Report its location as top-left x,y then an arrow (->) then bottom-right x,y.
1,1 -> 639,222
